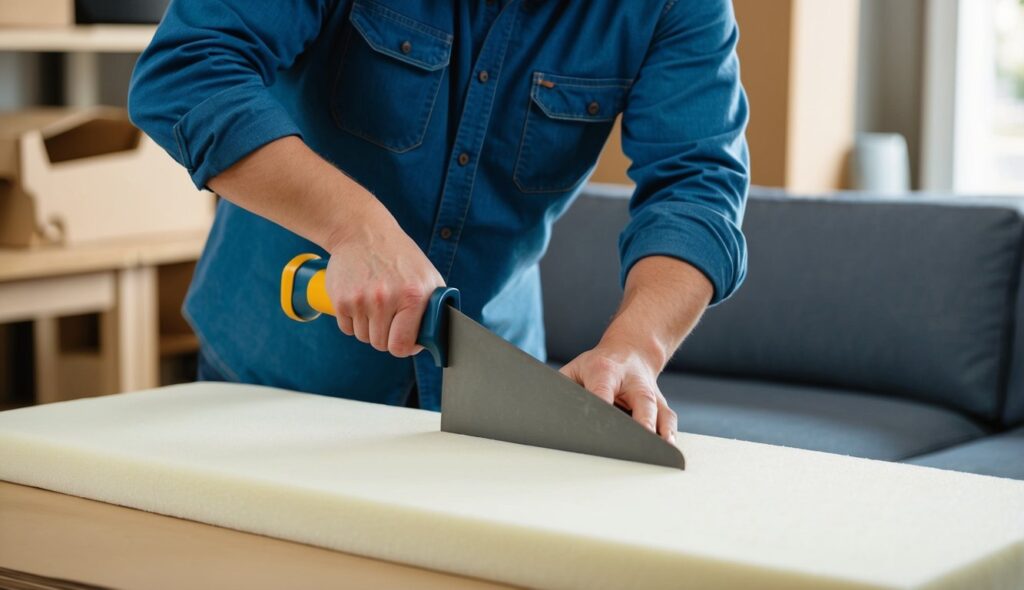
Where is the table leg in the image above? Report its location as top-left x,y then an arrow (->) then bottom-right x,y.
32,317 -> 58,404
115,266 -> 158,392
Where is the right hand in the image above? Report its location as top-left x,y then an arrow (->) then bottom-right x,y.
325,204 -> 445,357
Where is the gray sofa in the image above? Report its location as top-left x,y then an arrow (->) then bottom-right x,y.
540,184 -> 1024,480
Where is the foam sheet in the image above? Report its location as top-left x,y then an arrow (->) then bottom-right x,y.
0,383 -> 1022,589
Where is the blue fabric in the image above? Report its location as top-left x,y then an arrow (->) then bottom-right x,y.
196,348 -> 229,383
128,0 -> 749,408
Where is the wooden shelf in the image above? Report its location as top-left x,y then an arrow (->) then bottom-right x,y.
0,231 -> 207,284
159,333 -> 199,357
0,25 -> 156,53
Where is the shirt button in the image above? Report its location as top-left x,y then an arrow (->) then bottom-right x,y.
587,101 -> 600,115
457,152 -> 470,166
439,227 -> 453,240
400,40 -> 412,54
478,70 -> 490,83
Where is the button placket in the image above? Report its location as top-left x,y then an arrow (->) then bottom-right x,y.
423,1 -> 520,284
414,1 -> 520,410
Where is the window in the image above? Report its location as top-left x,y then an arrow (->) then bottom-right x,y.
992,0 -> 1024,190
923,0 -> 1024,194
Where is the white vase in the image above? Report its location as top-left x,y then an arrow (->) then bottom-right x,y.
851,133 -> 911,194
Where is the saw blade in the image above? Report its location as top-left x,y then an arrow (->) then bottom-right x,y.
440,309 -> 685,469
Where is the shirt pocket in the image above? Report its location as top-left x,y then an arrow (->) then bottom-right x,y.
331,1 -> 453,153
513,72 -> 631,194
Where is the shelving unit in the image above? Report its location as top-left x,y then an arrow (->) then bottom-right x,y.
0,25 -> 208,403
0,25 -> 155,52
0,232 -> 208,403
0,25 -> 156,105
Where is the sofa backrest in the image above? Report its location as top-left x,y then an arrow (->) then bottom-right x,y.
540,186 -> 1024,425
1006,272 -> 1024,426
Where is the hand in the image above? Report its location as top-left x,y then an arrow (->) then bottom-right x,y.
325,204 -> 445,357
206,137 -> 445,357
560,342 -> 678,443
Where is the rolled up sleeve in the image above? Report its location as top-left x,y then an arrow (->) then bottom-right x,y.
128,0 -> 337,189
619,0 -> 750,304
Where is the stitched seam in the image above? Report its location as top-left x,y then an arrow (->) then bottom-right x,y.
349,11 -> 451,71
354,0 -> 453,41
897,428 -> 989,462
533,102 -> 618,121
329,4 -> 357,130
537,72 -> 633,88
529,77 -> 623,121
512,74 -> 541,193
172,123 -> 193,172
995,217 -> 1024,425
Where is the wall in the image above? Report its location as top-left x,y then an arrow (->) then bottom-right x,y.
856,0 -> 926,189
592,0 -> 861,192
2,3 -> 929,190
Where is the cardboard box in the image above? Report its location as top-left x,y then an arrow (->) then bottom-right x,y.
0,108 -> 214,247
0,0 -> 74,26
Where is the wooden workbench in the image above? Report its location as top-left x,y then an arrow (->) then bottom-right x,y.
0,231 -> 207,403
0,482 -> 509,590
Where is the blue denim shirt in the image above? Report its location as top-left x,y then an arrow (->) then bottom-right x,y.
128,0 -> 749,409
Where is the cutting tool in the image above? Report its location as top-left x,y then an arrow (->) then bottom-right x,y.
281,254 -> 685,469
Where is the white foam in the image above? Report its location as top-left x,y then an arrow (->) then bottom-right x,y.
1,382 -> 1022,589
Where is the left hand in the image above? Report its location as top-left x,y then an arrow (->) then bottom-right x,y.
560,342 -> 678,443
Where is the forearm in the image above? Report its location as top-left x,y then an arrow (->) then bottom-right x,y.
207,136 -> 390,252
600,256 -> 713,372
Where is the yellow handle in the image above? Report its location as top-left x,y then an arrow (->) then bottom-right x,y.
281,254 -> 462,366
280,254 -> 334,322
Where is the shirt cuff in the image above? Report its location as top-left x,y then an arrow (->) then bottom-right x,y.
618,205 -> 747,305
172,82 -> 302,189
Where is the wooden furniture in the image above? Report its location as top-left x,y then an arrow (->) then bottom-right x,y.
592,0 -> 862,193
0,232 -> 206,404
0,25 -> 156,106
0,25 -> 155,52
0,482 -> 508,590
0,108 -> 215,247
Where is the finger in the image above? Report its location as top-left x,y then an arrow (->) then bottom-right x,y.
657,402 -> 678,443
336,314 -> 354,336
333,293 -> 359,335
368,311 -> 393,352
367,292 -> 396,352
352,313 -> 370,343
622,388 -> 658,433
388,304 -> 426,357
558,361 -> 580,382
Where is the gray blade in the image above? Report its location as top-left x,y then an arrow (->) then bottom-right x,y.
440,310 -> 685,470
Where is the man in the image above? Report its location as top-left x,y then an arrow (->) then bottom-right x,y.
129,0 -> 749,444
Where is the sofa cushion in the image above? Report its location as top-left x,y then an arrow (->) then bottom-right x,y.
659,373 -> 987,461
905,426 -> 1024,480
540,187 -> 1024,423
673,194 -> 1023,423
1005,278 -> 1024,427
